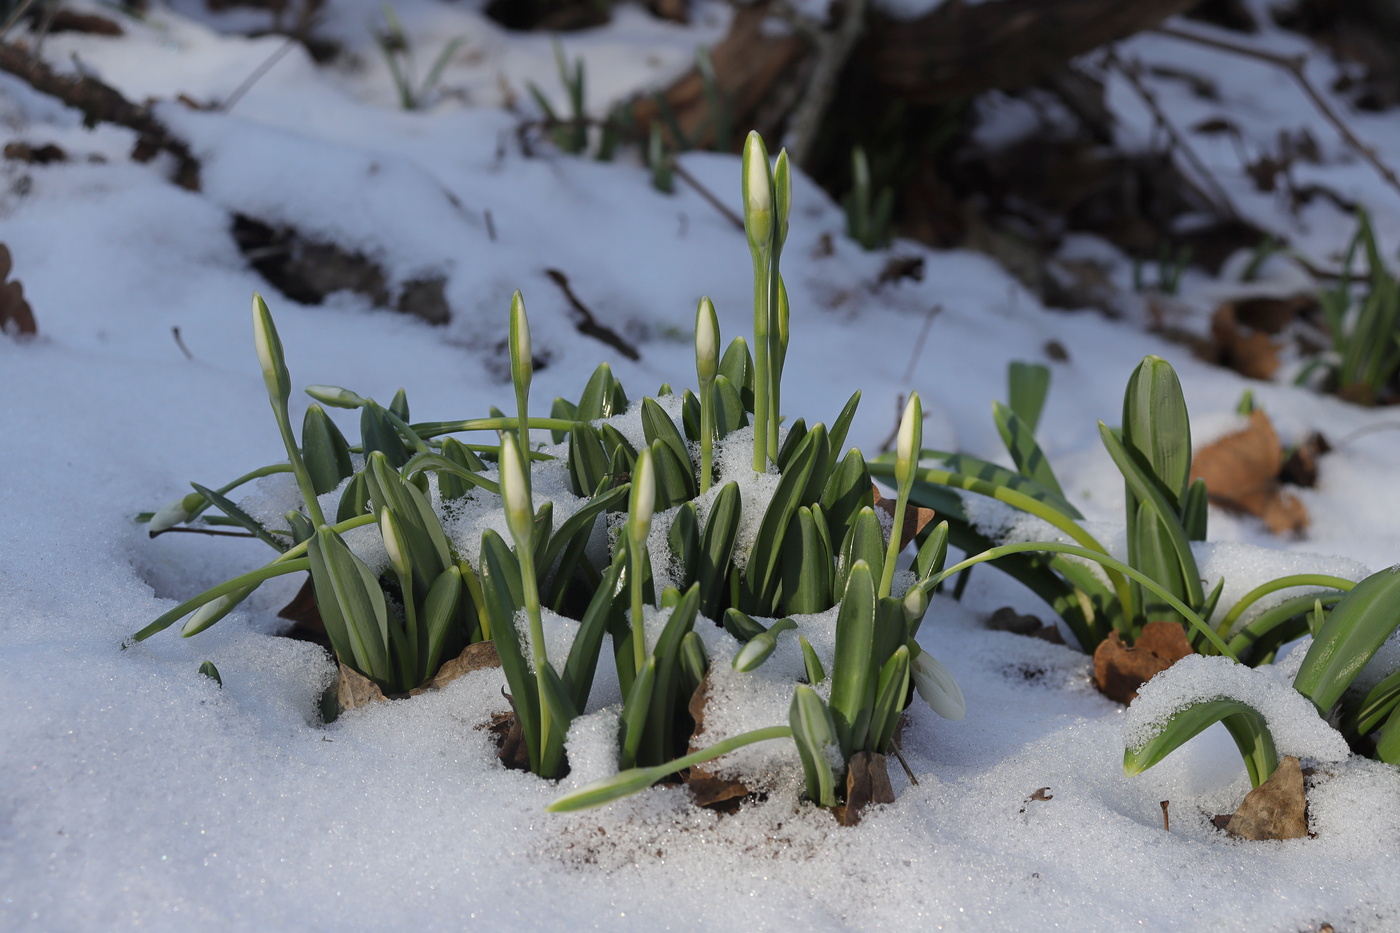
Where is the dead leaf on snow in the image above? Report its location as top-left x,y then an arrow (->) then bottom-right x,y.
1190,410 -> 1309,535
336,663 -> 387,711
832,751 -> 895,826
685,676 -> 751,810
1220,755 -> 1309,840
872,484 -> 937,553
1092,620 -> 1194,705
0,245 -> 37,337
1204,303 -> 1280,381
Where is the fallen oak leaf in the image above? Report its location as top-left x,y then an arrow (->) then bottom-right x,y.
1190,409 -> 1308,536
871,483 -> 937,553
1092,620 -> 1194,705
1203,303 -> 1280,381
1218,755 -> 1309,840
0,245 -> 37,337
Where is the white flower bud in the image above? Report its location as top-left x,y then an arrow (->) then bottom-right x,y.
695,297 -> 719,385
895,392 -> 923,488
499,433 -> 534,546
628,447 -> 655,549
911,644 -> 965,721
742,132 -> 773,254
305,385 -> 366,409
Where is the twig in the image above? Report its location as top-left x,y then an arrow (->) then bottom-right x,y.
171,326 -> 194,360
221,35 -> 298,113
1103,48 -> 1239,220
1160,799 -> 1171,831
772,0 -> 869,170
900,304 -> 943,384
0,41 -> 200,188
483,208 -> 496,242
889,734 -> 919,786
670,159 -> 744,231
1153,23 -> 1400,202
0,0 -> 39,41
543,268 -> 641,361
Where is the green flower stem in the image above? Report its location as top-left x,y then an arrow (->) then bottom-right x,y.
629,537 -> 647,676
517,536 -> 552,756
1214,574 -> 1356,639
379,407 -> 433,454
186,464 -> 294,522
751,247 -> 772,472
130,512 -> 377,643
130,558 -> 311,643
928,541 -> 1235,659
409,417 -> 581,440
699,381 -> 715,495
894,463 -> 1134,614
765,259 -> 782,463
546,725 -> 793,812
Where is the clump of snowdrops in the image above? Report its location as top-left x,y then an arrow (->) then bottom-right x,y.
135,131 -> 966,817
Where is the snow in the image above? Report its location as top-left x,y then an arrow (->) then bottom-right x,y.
4,0 -> 1400,930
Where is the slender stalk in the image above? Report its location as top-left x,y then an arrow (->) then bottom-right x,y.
410,416 -> 580,439
927,542 -> 1234,659
751,247 -> 772,471
1215,574 -> 1356,639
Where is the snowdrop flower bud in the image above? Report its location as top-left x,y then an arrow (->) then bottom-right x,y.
742,131 -> 773,255
509,290 -> 532,398
695,297 -> 719,386
499,433 -> 534,546
305,385 -> 366,409
628,447 -> 655,550
181,586 -> 251,637
772,148 -> 791,251
379,509 -> 409,581
251,293 -> 290,404
911,643 -> 965,720
902,584 -> 928,627
148,492 -> 201,534
895,392 -> 923,489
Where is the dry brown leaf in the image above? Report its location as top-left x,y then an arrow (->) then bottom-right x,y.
1190,410 -> 1309,535
833,751 -> 896,826
685,676 -> 751,809
1221,755 -> 1309,840
1092,620 -> 1194,705
410,641 -> 501,694
0,245 -> 37,337
871,484 -> 937,553
1207,303 -> 1281,380
336,663 -> 387,711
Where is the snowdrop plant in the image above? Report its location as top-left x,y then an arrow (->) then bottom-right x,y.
374,2 -> 466,111
874,357 -> 1352,663
1125,563 -> 1400,785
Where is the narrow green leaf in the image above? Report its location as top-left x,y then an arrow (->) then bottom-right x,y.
820,447 -> 873,549
308,527 -> 392,685
641,397 -> 693,480
550,397 -> 578,443
712,374 -> 748,438
993,401 -> 1065,499
1007,361 -> 1051,433
302,403 -> 354,496
336,471 -> 370,523
562,548 -> 627,708
620,656 -> 657,769
1121,355 -> 1192,505
698,482 -> 741,619
799,634 -> 826,685
361,400 -> 411,468
789,685 -> 839,807
779,506 -> 833,616
869,645 -> 911,753
190,483 -> 286,552
836,507 -> 884,602
1294,565 -> 1400,713
827,390 -> 861,460
668,502 -> 700,591
829,560 -> 877,758
420,566 -> 462,680
744,426 -> 822,612
723,608 -> 767,642
1124,698 -> 1278,788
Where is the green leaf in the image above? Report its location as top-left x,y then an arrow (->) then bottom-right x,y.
779,506 -> 833,616
562,548 -> 627,708
681,389 -> 702,445
679,631 -> 708,695
389,387 -> 410,423
549,397 -> 578,443
719,336 -> 755,412
650,438 -> 696,510
723,608 -> 767,642
438,437 -> 487,502
869,644 -> 911,753
336,471 -> 371,523
576,362 -> 627,421
642,584 -> 702,762
620,656 -> 656,770
197,661 -> 222,686
820,447 -> 873,550
1124,697 -> 1278,788
733,618 -> 796,672
566,423 -> 610,498
479,529 -> 539,771
827,390 -> 861,460
1181,477 -> 1209,542
992,401 -> 1065,500
829,560 -> 877,758
308,527 -> 392,685
535,661 -> 577,778
1121,355 -> 1192,506
698,482 -> 741,619
1294,565 -> 1400,713
302,403 -> 354,496
711,374 -> 748,438
790,685 -> 840,807
776,418 -> 807,471
541,484 -> 629,587
642,397 -> 693,481
1007,362 -> 1051,433
914,520 -> 949,583
836,507 -> 884,602
420,566 -> 463,680
743,426 -> 822,612
361,400 -> 411,468
189,483 -> 287,552
668,502 -> 700,590
799,634 -> 825,685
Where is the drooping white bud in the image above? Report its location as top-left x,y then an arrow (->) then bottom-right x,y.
911,644 -> 965,721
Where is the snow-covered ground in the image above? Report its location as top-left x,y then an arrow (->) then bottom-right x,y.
3,1 -> 1400,929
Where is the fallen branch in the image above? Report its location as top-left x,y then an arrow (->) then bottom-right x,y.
0,41 -> 200,189
1153,23 -> 1400,203
543,268 -> 641,361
